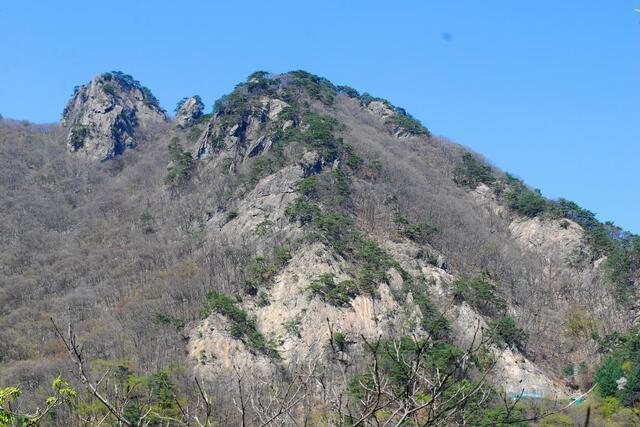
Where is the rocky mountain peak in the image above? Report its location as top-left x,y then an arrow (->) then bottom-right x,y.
61,71 -> 167,161
3,69 -> 639,424
175,95 -> 204,128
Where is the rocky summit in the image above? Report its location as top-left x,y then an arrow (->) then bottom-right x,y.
175,95 -> 204,128
0,70 -> 638,426
61,71 -> 167,161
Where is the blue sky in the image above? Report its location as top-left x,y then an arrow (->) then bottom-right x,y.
1,1 -> 638,232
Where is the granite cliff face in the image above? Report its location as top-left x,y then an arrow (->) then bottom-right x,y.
61,71 -> 167,161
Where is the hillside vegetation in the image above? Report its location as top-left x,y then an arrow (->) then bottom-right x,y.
0,70 -> 638,426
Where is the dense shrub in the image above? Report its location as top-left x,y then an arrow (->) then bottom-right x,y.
245,71 -> 280,93
503,184 -> 548,217
453,152 -> 495,188
296,176 -> 318,197
288,70 -> 336,105
68,124 -> 90,150
452,276 -> 506,317
336,85 -> 360,98
488,316 -> 527,350
604,235 -> 640,300
593,327 -> 640,406
384,113 -> 430,136
295,112 -> 346,160
410,287 -> 450,338
292,202 -> 400,300
165,137 -> 194,185
201,291 -> 279,358
595,356 -> 625,398
285,198 -> 321,225
243,247 -> 292,295
308,273 -> 359,307
331,331 -> 347,351
358,92 -> 387,106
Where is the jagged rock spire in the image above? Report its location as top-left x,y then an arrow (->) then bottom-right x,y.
175,95 -> 204,128
61,71 -> 167,161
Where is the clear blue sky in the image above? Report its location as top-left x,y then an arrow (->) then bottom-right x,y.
1,1 -> 638,233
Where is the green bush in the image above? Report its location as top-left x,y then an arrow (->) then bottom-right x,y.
287,193 -> 401,300
296,176 -> 318,197
330,167 -> 351,197
562,364 -> 574,377
277,105 -> 300,122
243,247 -> 292,295
384,113 -> 430,137
139,212 -> 155,234
595,356 -> 625,398
285,198 -> 321,224
273,247 -> 292,266
308,273 -> 358,307
202,291 -> 279,358
68,124 -> 90,150
604,235 -> 640,300
332,331 -> 347,351
220,157 -> 233,174
147,370 -> 177,411
312,211 -> 353,247
488,316 -> 527,350
288,70 -> 336,105
165,138 -> 194,186
253,219 -> 273,236
506,189 -> 547,217
246,71 -> 280,93
621,365 -> 640,406
296,112 -> 346,161
141,87 -> 159,107
283,314 -> 303,337
411,288 -> 450,338
452,276 -> 506,317
154,313 -> 184,330
336,85 -> 360,98
592,327 -> 640,406
246,110 -> 348,185
358,92 -> 387,106
502,176 -> 549,217
452,152 -> 495,188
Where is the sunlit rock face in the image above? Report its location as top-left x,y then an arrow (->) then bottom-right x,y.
61,71 -> 167,161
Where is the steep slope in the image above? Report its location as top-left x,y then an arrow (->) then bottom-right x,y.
0,70 -> 638,425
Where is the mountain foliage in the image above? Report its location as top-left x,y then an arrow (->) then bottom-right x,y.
0,70 -> 637,426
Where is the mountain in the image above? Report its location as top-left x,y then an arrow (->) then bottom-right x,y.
0,70 -> 638,426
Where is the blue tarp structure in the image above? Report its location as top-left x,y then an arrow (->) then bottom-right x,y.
508,391 -> 543,400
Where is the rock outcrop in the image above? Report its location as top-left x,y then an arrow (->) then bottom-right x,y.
195,97 -> 289,160
61,71 -> 167,161
175,96 -> 204,128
